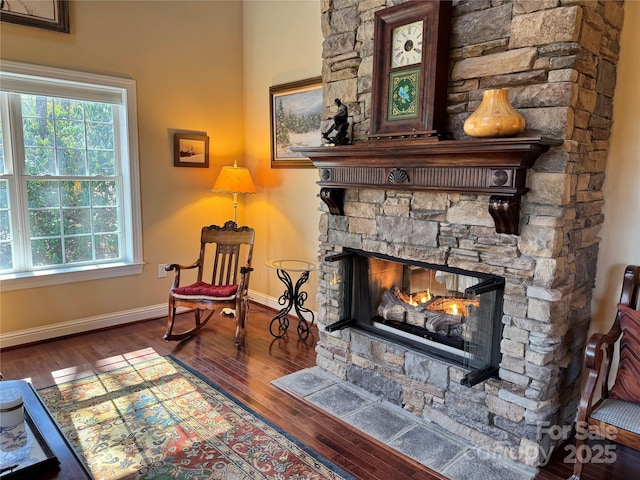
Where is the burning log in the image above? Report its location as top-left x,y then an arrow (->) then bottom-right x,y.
377,287 -> 479,336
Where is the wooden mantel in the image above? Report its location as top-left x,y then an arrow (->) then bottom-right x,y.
298,136 -> 562,235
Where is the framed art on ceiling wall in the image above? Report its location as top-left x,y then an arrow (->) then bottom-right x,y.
0,0 -> 70,33
174,133 -> 209,168
270,76 -> 322,168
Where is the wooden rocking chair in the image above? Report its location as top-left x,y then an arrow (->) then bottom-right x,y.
569,265 -> 640,479
163,221 -> 255,344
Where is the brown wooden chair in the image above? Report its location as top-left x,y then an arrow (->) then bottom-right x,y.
163,221 -> 255,344
569,265 -> 640,480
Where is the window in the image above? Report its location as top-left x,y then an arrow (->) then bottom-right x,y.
0,61 -> 142,291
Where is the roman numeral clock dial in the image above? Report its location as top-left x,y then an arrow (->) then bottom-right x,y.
391,21 -> 424,68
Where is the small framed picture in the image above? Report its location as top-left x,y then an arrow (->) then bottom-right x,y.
1,0 -> 70,33
174,133 -> 209,168
270,76 -> 322,168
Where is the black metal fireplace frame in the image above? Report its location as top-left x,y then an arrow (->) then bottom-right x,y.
326,248 -> 505,386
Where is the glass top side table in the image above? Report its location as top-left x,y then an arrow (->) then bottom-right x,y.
265,258 -> 319,340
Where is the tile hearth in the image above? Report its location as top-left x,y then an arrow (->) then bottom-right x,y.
273,367 -> 537,480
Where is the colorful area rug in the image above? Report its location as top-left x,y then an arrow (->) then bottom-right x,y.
38,356 -> 354,480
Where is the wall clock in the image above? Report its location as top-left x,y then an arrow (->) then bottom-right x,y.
370,0 -> 452,137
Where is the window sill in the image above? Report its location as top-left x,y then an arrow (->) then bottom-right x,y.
0,262 -> 145,292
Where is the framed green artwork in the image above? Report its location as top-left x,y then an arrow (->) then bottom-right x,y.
388,68 -> 420,121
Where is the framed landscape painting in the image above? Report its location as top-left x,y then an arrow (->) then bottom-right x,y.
0,0 -> 70,33
173,133 -> 209,168
270,77 -> 322,168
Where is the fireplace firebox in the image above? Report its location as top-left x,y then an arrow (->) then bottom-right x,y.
327,249 -> 505,386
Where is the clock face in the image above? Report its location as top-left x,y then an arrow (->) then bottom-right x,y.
391,20 -> 424,68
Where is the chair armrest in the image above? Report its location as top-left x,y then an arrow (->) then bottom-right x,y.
584,320 -> 621,370
166,261 -> 200,288
576,315 -> 623,427
166,261 -> 199,272
236,265 -> 254,296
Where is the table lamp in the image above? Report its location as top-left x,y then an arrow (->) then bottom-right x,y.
211,160 -> 256,223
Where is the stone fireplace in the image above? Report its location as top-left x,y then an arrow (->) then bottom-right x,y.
306,0 -> 624,468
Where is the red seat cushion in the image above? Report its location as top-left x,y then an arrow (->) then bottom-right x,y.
610,305 -> 640,403
172,281 -> 238,299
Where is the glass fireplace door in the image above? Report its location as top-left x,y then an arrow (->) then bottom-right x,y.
338,249 -> 505,386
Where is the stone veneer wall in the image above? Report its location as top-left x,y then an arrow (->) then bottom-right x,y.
314,0 -> 624,467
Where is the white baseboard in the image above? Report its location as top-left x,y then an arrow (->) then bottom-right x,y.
0,304 -> 172,349
0,290 -> 316,349
248,290 -> 281,311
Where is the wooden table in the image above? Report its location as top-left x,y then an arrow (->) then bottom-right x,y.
0,380 -> 92,479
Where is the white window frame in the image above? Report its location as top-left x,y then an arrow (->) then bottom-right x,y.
0,61 -> 143,291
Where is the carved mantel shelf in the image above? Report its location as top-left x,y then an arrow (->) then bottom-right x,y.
298,136 -> 562,235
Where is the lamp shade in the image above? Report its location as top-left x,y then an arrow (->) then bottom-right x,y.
212,160 -> 256,194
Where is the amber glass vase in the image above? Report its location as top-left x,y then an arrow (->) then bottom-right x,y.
463,88 -> 525,138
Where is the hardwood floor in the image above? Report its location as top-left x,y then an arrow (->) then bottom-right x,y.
1,303 -> 639,480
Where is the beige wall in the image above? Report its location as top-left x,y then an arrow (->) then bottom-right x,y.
242,1 -> 322,310
0,1 -> 246,335
0,0 -> 637,344
590,1 -> 640,333
0,0 -> 323,341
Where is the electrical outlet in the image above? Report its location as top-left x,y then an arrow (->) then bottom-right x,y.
158,264 -> 167,278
